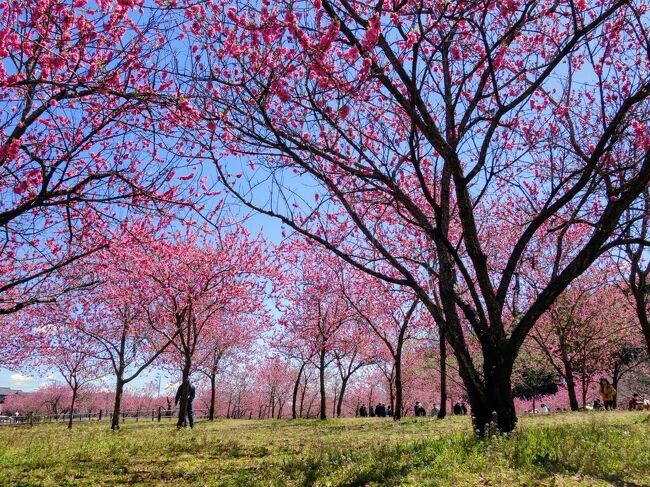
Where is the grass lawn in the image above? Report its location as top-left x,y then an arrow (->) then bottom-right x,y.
0,412 -> 648,486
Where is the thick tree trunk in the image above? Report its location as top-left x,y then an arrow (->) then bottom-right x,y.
561,361 -> 580,411
209,373 -> 216,420
111,376 -> 125,430
292,363 -> 305,419
336,377 -> 349,418
438,329 -> 447,419
319,349 -> 327,420
464,358 -> 517,436
176,357 -> 192,429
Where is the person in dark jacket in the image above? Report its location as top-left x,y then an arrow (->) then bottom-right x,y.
453,401 -> 463,415
175,382 -> 196,428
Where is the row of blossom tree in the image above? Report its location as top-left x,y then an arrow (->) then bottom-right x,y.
1,0 -> 649,435
4,228 -> 649,429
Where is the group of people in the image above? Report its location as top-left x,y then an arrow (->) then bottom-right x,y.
593,378 -> 649,411
357,401 -> 467,418
357,403 -> 393,418
452,401 -> 468,415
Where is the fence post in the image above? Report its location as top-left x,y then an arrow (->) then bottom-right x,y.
136,411 -> 139,423
158,406 -> 162,422
151,409 -> 154,421
99,409 -> 103,421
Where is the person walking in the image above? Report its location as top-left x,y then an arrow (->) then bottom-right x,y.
175,382 -> 196,428
598,378 -> 617,410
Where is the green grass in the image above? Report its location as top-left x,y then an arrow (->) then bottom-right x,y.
1,412 -> 649,486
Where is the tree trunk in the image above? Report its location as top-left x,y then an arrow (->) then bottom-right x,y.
336,377 -> 348,418
68,386 -> 78,430
561,358 -> 580,411
319,348 -> 327,420
580,371 -> 589,408
612,363 -> 620,409
532,395 -> 536,414
464,358 -> 517,436
299,375 -> 308,418
292,363 -> 305,419
111,375 -> 125,430
209,373 -> 216,420
394,354 -> 403,421
438,328 -> 447,419
634,291 -> 650,359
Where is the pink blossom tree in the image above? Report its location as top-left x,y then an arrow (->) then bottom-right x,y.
136,225 -> 270,428
0,0 -> 187,324
181,0 -> 650,433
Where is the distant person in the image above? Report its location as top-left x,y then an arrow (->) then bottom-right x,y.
374,403 -> 381,417
430,405 -> 440,417
414,401 -> 426,417
175,382 -> 196,428
359,404 -> 368,417
598,378 -> 617,410
540,404 -> 550,414
628,393 -> 640,411
386,406 -> 393,417
593,397 -> 603,410
460,401 -> 468,415
453,401 -> 463,415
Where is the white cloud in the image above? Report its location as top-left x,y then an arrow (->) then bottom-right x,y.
10,373 -> 33,385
